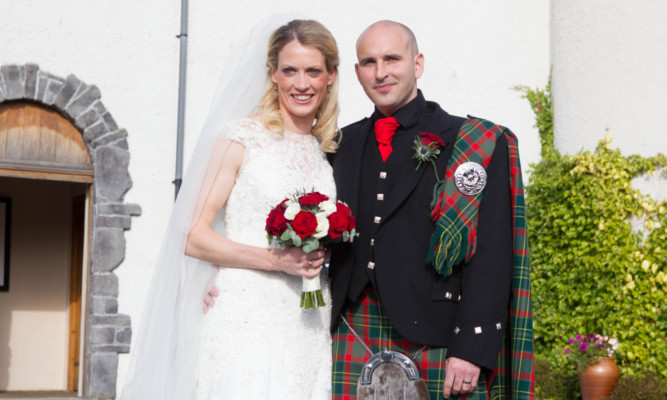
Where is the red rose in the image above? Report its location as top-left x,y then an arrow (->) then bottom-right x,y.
336,201 -> 351,218
291,211 -> 318,239
298,192 -> 329,207
327,211 -> 349,240
419,132 -> 445,148
347,215 -> 357,231
265,205 -> 288,236
328,202 -> 354,240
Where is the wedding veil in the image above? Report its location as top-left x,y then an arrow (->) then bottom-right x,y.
120,13 -> 304,399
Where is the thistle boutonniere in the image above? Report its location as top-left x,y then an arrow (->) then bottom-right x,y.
413,132 -> 446,183
413,132 -> 444,169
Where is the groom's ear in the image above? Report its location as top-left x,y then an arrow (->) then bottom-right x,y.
354,63 -> 360,82
414,53 -> 424,79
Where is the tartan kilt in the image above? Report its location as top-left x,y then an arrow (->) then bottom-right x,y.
332,287 -> 491,400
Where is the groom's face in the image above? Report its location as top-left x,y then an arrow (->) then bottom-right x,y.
355,23 -> 423,116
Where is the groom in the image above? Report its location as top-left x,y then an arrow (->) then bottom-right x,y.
328,20 -> 534,399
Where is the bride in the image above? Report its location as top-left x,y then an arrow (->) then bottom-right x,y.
121,16 -> 339,399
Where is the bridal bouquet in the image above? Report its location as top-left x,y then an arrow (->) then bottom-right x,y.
265,190 -> 358,308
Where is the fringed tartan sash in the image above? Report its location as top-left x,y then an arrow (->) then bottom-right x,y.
427,118 -> 504,277
489,130 -> 535,400
427,118 -> 535,399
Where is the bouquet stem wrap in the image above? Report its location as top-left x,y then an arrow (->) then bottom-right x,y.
300,276 -> 325,309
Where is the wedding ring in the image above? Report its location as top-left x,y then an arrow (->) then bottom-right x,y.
463,380 -> 472,384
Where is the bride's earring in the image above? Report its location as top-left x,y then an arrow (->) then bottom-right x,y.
274,84 -> 278,98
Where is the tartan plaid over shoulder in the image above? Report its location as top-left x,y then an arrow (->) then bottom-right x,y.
429,118 -> 535,399
427,118 -> 502,276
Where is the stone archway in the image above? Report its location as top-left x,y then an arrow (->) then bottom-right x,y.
0,64 -> 140,398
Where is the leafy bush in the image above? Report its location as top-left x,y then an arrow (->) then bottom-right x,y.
609,371 -> 667,400
518,82 -> 667,379
534,357 -> 578,399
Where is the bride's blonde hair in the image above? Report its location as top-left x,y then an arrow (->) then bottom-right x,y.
254,19 -> 340,153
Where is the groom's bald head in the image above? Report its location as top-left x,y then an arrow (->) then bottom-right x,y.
356,20 -> 419,57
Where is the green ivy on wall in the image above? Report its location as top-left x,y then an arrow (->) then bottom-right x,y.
518,82 -> 667,379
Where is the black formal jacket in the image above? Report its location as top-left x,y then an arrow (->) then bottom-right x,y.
328,92 -> 513,370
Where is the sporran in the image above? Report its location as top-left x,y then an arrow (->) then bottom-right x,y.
340,315 -> 430,400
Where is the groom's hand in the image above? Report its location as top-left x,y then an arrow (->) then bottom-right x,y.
442,357 -> 480,398
203,286 -> 219,313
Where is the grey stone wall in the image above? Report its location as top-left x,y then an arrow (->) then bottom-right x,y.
0,64 -> 141,399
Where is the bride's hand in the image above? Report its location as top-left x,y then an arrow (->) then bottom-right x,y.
203,286 -> 219,314
271,247 -> 326,278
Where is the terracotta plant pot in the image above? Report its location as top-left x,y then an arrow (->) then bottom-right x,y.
578,357 -> 620,400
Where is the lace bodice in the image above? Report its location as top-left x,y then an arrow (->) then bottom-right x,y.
223,118 -> 336,246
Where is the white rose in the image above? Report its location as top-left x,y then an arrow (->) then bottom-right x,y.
284,201 -> 301,220
313,215 -> 330,239
318,200 -> 337,217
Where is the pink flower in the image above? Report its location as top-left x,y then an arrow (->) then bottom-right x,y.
564,333 -> 620,373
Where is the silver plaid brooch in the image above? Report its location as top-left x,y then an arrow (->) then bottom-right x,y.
454,162 -> 487,196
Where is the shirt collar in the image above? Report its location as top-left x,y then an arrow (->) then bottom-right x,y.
372,90 -> 426,130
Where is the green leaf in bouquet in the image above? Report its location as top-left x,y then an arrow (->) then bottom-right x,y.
302,238 -> 319,253
290,231 -> 302,247
342,231 -> 350,242
279,230 -> 292,242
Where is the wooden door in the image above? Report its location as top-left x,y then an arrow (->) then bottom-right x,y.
67,195 -> 85,391
1,102 -> 93,394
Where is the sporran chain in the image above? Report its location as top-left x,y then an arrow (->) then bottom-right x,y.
338,315 -> 426,360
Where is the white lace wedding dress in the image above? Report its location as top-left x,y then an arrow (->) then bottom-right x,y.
195,118 -> 335,400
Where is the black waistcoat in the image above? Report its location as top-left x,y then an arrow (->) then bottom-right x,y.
347,93 -> 428,301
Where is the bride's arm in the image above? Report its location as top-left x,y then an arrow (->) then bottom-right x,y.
184,141 -> 325,277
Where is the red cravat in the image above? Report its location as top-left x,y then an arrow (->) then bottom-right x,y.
374,117 -> 400,162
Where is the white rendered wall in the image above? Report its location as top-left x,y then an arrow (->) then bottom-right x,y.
551,1 -> 667,156
0,0 -> 549,394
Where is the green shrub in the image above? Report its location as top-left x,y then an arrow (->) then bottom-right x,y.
534,357 -> 578,399
518,82 -> 667,379
609,371 -> 667,400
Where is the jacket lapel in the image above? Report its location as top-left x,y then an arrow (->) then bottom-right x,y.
380,105 -> 457,224
335,118 -> 373,216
